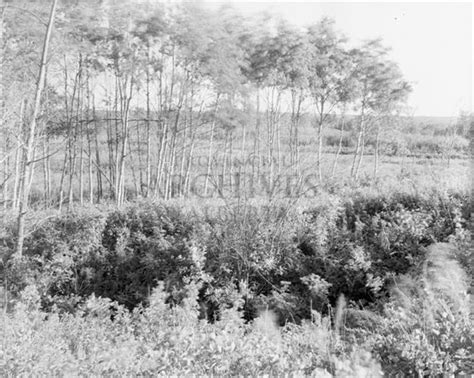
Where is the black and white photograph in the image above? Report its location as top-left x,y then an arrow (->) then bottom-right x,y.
0,0 -> 472,375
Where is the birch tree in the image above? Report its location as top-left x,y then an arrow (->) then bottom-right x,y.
15,0 -> 58,256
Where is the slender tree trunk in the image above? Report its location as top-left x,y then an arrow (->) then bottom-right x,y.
68,58 -> 83,210
240,108 -> 247,196
374,123 -> 380,179
316,98 -> 325,182
204,94 -> 219,196
58,59 -> 72,210
351,105 -> 366,178
58,61 -> 70,211
127,129 -> 139,199
184,126 -> 197,196
86,74 -> 93,203
0,6 -> 5,208
228,130 -> 234,194
179,87 -> 190,197
92,94 -> 102,202
67,128 -> 77,209
166,96 -> 183,199
355,126 -> 366,179
275,91 -> 282,177
105,86 -> 114,195
16,0 -> 57,256
12,142 -> 20,210
145,49 -> 151,196
135,119 -> 143,196
331,110 -> 346,178
266,87 -> 275,187
154,117 -> 168,198
113,77 -> 120,202
294,90 -> 303,176
12,100 -> 25,210
79,103 -> 84,206
252,88 -> 261,183
42,137 -> 49,205
116,76 -> 133,206
221,131 -> 228,197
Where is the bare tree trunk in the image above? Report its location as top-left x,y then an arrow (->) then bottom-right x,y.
252,88 -> 261,183
86,74 -> 93,203
204,94 -> 219,196
316,98 -> 325,182
79,99 -> 84,206
127,129 -> 139,199
269,89 -> 274,186
293,89 -> 303,176
184,125 -> 197,196
275,91 -> 282,177
0,5 -> 5,209
178,88 -> 190,197
105,86 -> 114,196
240,106 -> 247,196
12,100 -> 25,210
68,58 -> 83,210
228,130 -> 234,194
351,106 -> 366,178
2,137 -> 9,210
145,51 -> 151,196
154,120 -> 167,198
373,123 -> 380,179
67,129 -> 77,209
221,131 -> 228,197
16,0 -> 57,256
41,67 -> 51,206
92,94 -> 102,202
116,76 -> 133,206
331,110 -> 346,178
42,136 -> 49,205
12,143 -> 20,210
113,77 -> 120,202
355,127 -> 366,180
289,89 -> 296,167
166,95 -> 183,199
135,119 -> 143,197
58,59 -> 70,210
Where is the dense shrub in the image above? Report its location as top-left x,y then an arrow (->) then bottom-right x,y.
2,188 -> 469,320
88,203 -> 207,309
0,283 -> 382,376
299,190 -> 469,307
0,187 -> 471,376
370,243 -> 473,375
5,208 -> 106,309
202,202 -> 307,322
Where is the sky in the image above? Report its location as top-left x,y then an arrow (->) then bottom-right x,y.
204,1 -> 473,117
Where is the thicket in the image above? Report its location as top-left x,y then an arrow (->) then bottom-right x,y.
2,283 -> 385,376
1,188 -> 471,374
2,189 -> 469,312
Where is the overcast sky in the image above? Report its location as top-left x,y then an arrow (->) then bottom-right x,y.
204,1 -> 472,117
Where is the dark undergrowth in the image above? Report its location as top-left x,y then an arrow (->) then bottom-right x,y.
0,187 -> 472,375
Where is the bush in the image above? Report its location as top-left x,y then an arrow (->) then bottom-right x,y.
370,243 -> 473,375
90,202 -> 207,309
298,190 -> 468,307
202,201 -> 307,322
5,208 -> 106,309
0,282 -> 382,376
0,187 -> 471,376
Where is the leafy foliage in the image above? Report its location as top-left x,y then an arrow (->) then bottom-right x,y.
1,282 -> 382,376
0,188 -> 471,375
